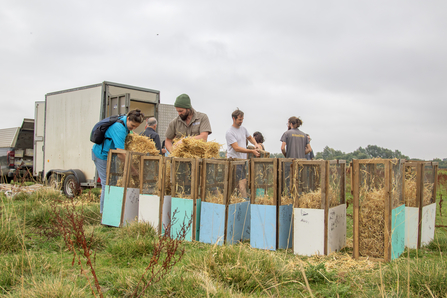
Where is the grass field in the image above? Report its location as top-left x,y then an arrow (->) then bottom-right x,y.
1,176 -> 446,297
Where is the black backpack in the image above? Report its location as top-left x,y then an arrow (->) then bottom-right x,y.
90,115 -> 125,144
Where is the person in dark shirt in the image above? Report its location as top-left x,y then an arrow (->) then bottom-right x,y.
140,117 -> 165,155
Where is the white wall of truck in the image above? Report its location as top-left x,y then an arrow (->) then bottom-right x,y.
34,82 -> 176,194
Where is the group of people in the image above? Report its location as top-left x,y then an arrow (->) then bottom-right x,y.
92,93 -> 314,212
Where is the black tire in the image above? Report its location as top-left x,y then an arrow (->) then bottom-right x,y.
48,174 -> 61,190
63,174 -> 80,198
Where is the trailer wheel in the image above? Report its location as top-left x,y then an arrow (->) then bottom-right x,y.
63,174 -> 80,198
48,174 -> 62,191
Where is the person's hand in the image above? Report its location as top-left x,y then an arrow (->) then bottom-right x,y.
253,149 -> 260,157
161,148 -> 167,154
173,138 -> 183,149
255,144 -> 263,150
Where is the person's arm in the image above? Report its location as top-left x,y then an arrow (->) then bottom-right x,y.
193,131 -> 209,142
165,138 -> 174,153
305,143 -> 312,154
247,136 -> 262,150
281,142 -> 287,157
231,142 -> 260,157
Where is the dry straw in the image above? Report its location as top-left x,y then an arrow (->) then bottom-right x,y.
405,169 -> 434,207
125,134 -> 160,156
170,137 -> 221,158
296,186 -> 338,209
255,194 -> 275,205
358,188 -> 386,258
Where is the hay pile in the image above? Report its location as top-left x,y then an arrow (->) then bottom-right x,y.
358,188 -> 386,258
280,196 -> 294,205
404,172 -> 417,207
204,191 -> 225,204
229,194 -> 248,204
125,134 -> 160,156
170,137 -> 221,158
297,189 -> 322,208
405,174 -> 434,207
255,194 -> 275,205
296,186 -> 338,209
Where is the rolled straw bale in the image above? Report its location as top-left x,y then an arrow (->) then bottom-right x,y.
359,188 -> 386,258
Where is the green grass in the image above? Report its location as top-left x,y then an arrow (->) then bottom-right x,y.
0,183 -> 446,297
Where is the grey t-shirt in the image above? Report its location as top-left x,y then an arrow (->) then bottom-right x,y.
280,128 -> 308,159
226,125 -> 250,159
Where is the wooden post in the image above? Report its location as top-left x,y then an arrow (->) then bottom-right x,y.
352,159 -> 359,259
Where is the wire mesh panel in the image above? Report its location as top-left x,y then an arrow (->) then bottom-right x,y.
420,162 -> 438,246
327,160 -> 347,254
250,158 -> 277,250
405,161 -> 438,248
293,160 -> 346,256
139,156 -> 164,233
199,159 -> 229,245
102,150 -> 144,227
226,160 -> 251,244
353,159 -> 405,261
278,159 -> 294,249
171,158 -> 200,241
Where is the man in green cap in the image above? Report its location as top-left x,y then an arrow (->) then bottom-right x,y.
165,94 -> 212,153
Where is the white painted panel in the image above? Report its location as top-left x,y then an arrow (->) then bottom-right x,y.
421,203 -> 436,246
293,208 -> 324,256
162,196 -> 172,229
405,207 -> 419,249
122,188 -> 140,226
44,86 -> 102,180
139,194 -> 160,228
327,204 -> 346,254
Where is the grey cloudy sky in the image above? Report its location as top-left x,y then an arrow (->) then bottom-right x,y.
1,0 -> 446,160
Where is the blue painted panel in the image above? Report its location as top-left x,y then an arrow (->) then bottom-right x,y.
102,186 -> 124,227
391,204 -> 405,260
226,201 -> 250,244
196,199 -> 201,241
278,204 -> 293,249
199,202 -> 225,245
171,197 -> 194,241
250,204 -> 276,250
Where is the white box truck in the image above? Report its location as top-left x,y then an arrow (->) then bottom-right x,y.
34,81 -> 176,197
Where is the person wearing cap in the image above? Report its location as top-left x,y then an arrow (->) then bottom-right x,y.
165,94 -> 212,153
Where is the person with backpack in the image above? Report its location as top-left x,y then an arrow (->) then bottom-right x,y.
91,109 -> 145,213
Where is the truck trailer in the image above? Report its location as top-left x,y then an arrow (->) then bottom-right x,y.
34,81 -> 177,197
0,119 -> 34,182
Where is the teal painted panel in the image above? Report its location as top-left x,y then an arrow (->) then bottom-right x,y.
256,188 -> 265,196
199,202 -> 225,245
391,204 -> 405,260
251,204 -> 276,250
278,204 -> 293,249
196,199 -> 201,241
226,201 -> 250,244
102,186 -> 124,227
171,197 -> 194,241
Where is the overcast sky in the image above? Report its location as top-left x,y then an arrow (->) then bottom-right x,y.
1,0 -> 446,160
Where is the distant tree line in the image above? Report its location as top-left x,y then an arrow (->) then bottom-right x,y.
219,144 -> 447,168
